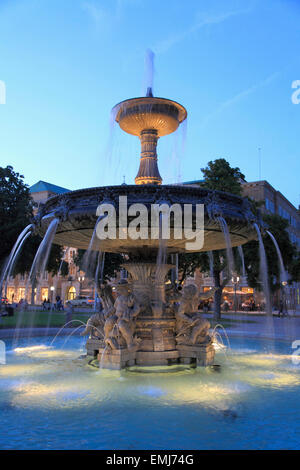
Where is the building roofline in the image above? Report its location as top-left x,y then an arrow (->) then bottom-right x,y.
243,180 -> 298,213
29,180 -> 70,195
182,179 -> 204,185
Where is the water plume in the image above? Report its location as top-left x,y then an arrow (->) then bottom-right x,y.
217,217 -> 234,277
4,230 -> 32,297
238,245 -> 246,278
266,231 -> 287,284
144,49 -> 155,96
0,224 -> 33,298
27,219 -> 59,293
253,223 -> 271,315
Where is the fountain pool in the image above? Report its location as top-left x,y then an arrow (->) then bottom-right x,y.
0,333 -> 299,450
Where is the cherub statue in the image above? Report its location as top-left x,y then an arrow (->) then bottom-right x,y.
175,284 -> 217,345
80,311 -> 105,339
81,284 -> 115,339
104,280 -> 141,350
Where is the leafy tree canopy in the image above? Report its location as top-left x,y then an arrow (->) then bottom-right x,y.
200,158 -> 245,196
74,249 -> 123,282
0,165 -> 63,276
0,166 -> 33,267
244,213 -> 298,292
176,159 -> 246,318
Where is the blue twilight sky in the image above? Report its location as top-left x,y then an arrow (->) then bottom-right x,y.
0,0 -> 300,207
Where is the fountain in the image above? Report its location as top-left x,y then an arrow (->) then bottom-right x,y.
1,57 -> 299,452
26,80 -> 261,370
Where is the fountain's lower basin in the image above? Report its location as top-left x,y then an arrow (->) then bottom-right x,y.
1,334 -> 299,450
35,185 -> 257,253
89,332 -> 215,369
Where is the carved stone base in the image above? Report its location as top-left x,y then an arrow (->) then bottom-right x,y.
86,338 -> 104,357
177,342 -> 215,367
136,349 -> 179,366
135,317 -> 176,352
86,332 -> 215,368
86,339 -> 215,368
97,346 -> 139,370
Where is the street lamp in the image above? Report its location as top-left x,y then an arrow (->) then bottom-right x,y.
50,286 -> 55,310
78,275 -> 85,295
232,275 -> 240,313
281,281 -> 288,315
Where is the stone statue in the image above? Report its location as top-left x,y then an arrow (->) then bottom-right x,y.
175,284 -> 217,345
80,311 -> 105,339
81,284 -> 115,339
104,280 -> 141,350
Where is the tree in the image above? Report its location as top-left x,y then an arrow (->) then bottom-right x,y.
177,252 -> 208,286
73,249 -> 123,283
0,165 -> 64,280
200,158 -> 245,196
0,166 -> 33,270
177,250 -> 235,319
198,158 -> 245,319
244,213 -> 298,299
290,251 -> 300,283
178,159 -> 261,319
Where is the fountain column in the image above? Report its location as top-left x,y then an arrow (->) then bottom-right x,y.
122,262 -> 178,362
122,262 -> 173,306
135,130 -> 162,185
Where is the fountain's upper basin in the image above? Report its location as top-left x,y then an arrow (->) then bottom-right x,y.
113,96 -> 187,137
35,184 -> 258,253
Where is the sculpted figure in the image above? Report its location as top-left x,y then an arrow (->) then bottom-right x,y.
81,284 -> 115,339
104,280 -> 141,350
81,311 -> 105,339
175,284 -> 217,345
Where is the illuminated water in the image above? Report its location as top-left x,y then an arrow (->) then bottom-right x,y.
0,335 -> 299,450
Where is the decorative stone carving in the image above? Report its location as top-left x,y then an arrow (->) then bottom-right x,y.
36,184 -> 258,252
175,284 -> 217,345
81,312 -> 105,340
103,280 -> 141,350
54,194 -> 73,222
122,262 -> 173,313
81,284 -> 115,340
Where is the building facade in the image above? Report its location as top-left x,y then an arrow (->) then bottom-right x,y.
181,178 -> 300,310
242,180 -> 300,249
6,181 -> 93,305
7,177 -> 299,310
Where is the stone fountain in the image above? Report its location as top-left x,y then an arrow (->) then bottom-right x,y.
34,87 -> 258,369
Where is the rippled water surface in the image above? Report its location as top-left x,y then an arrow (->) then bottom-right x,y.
0,335 -> 299,449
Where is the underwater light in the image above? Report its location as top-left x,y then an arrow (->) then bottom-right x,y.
14,345 -> 50,353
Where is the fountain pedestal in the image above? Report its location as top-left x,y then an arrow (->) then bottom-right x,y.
87,339 -> 215,369
123,262 -> 173,305
86,338 -> 103,357
177,341 -> 215,367
135,317 -> 176,351
97,346 -> 139,370
85,261 -> 216,369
